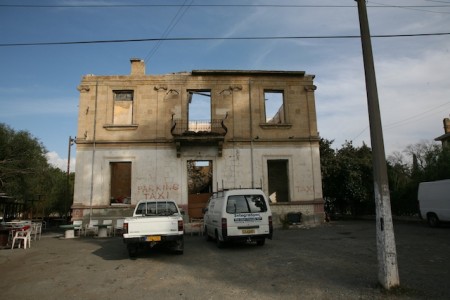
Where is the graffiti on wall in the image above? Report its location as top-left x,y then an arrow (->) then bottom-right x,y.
295,185 -> 314,194
137,183 -> 180,200
72,209 -> 83,219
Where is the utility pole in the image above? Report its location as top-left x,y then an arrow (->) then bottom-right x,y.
355,0 -> 400,289
66,136 -> 75,219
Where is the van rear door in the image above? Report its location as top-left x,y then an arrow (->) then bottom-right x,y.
225,194 -> 271,236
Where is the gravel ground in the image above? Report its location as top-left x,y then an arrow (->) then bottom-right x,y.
0,219 -> 449,300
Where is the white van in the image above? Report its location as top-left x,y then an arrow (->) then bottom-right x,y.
203,189 -> 273,247
418,179 -> 450,227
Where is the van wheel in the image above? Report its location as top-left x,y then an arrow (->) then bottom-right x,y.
204,226 -> 212,242
427,213 -> 440,227
256,239 -> 265,246
215,232 -> 225,248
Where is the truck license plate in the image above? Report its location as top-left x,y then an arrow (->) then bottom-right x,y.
242,229 -> 255,234
146,236 -> 161,242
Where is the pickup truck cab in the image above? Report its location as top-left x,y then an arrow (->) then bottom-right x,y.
123,200 -> 184,258
203,189 -> 273,248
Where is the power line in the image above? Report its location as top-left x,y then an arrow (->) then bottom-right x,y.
425,0 -> 450,4
1,4 -> 449,8
1,32 -> 449,47
368,0 -> 450,14
352,101 -> 450,142
384,101 -> 450,130
144,0 -> 193,63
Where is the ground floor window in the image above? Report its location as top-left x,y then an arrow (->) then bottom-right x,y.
110,162 -> 131,204
267,159 -> 289,203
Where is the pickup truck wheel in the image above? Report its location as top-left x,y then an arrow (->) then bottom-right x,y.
256,239 -> 265,246
127,244 -> 138,259
173,239 -> 184,255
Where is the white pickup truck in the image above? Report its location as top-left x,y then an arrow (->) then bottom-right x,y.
123,200 -> 184,258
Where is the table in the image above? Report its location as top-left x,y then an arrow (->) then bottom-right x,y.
2,222 -> 31,246
59,224 -> 78,239
94,224 -> 109,238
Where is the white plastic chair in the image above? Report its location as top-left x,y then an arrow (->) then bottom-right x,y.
11,229 -> 31,249
73,220 -> 83,236
103,220 -> 113,236
113,219 -> 124,236
188,218 -> 204,236
31,222 -> 42,241
84,219 -> 99,236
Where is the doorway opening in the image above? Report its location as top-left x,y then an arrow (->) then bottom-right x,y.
267,159 -> 289,203
187,160 -> 212,220
110,162 -> 132,204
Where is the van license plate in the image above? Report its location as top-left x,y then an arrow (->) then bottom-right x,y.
146,236 -> 161,242
242,229 -> 255,234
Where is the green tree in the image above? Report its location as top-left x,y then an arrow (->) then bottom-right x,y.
335,141 -> 374,216
388,141 -> 450,216
387,152 -> 416,216
319,138 -> 339,215
405,141 -> 450,181
0,123 -> 48,201
320,139 -> 374,217
0,123 -> 73,219
321,137 -> 450,217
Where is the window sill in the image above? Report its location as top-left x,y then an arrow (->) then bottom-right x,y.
259,123 -> 292,129
104,124 -> 139,130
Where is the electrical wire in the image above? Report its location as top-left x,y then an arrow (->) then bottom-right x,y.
1,4 -> 450,8
368,0 -> 450,14
1,32 -> 449,47
144,0 -> 193,63
351,101 -> 450,142
384,101 -> 450,130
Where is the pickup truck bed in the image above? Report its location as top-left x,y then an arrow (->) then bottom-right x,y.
123,200 -> 184,258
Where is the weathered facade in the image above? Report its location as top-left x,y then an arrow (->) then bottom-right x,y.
72,59 -> 324,227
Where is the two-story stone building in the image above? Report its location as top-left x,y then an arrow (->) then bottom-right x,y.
72,59 -> 324,227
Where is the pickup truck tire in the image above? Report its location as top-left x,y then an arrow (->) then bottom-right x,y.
256,238 -> 266,246
127,244 -> 138,259
172,239 -> 184,255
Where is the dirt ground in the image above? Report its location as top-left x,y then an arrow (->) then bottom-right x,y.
0,219 -> 449,300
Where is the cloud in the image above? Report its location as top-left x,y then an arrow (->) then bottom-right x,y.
315,41 -> 450,153
46,151 -> 76,172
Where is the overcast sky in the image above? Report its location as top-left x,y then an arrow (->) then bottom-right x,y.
1,0 -> 449,171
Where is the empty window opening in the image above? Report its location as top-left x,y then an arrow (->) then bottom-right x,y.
188,90 -> 211,132
267,159 -> 289,203
264,91 -> 284,123
110,162 -> 131,204
113,90 -> 134,124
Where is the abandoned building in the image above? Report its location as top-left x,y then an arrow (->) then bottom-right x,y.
72,59 -> 324,227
